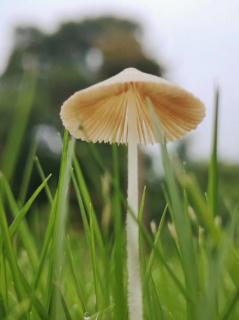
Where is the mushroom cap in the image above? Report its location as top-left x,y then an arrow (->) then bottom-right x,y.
60,67 -> 205,144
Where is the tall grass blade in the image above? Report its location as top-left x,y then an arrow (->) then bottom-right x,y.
34,156 -> 54,204
18,140 -> 38,205
208,87 -> 220,216
111,145 -> 127,319
0,202 -> 25,301
9,174 -> 52,238
220,289 -> 239,320
66,238 -> 86,315
33,193 -> 57,290
73,155 -> 105,254
50,132 -> 74,319
144,204 -> 167,284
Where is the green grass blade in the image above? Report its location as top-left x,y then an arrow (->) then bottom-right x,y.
149,275 -> 164,320
208,87 -> 220,216
4,300 -> 30,320
72,173 -> 91,240
27,194 -> 57,316
19,270 -> 48,319
0,294 -> 6,319
144,204 -> 167,285
0,255 -> 8,313
181,174 -> 215,232
111,145 -> 127,320
220,289 -> 239,320
34,156 -> 54,204
72,171 -> 106,312
9,174 -> 52,238
50,132 -> 74,319
32,193 -> 57,290
66,238 -> 86,314
18,140 -> 38,205
73,156 -> 105,254
88,143 -> 106,173
0,202 -> 25,301
88,203 -> 103,311
61,293 -> 72,320
139,185 -> 147,275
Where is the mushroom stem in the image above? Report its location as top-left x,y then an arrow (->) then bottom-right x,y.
126,139 -> 143,320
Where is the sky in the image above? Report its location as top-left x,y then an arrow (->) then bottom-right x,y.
1,0 -> 239,162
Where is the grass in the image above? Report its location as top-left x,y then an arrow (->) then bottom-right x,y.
0,78 -> 239,319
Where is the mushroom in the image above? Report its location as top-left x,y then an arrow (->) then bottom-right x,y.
60,67 -> 205,320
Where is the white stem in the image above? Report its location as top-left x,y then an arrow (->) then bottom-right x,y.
126,140 -> 143,320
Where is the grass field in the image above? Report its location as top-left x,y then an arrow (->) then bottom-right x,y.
1,82 -> 239,320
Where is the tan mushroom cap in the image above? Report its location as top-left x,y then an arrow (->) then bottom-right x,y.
60,67 -> 205,144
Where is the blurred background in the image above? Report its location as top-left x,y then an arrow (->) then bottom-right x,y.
1,0 -> 239,225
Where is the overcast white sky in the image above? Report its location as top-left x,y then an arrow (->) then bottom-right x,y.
1,0 -> 239,162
